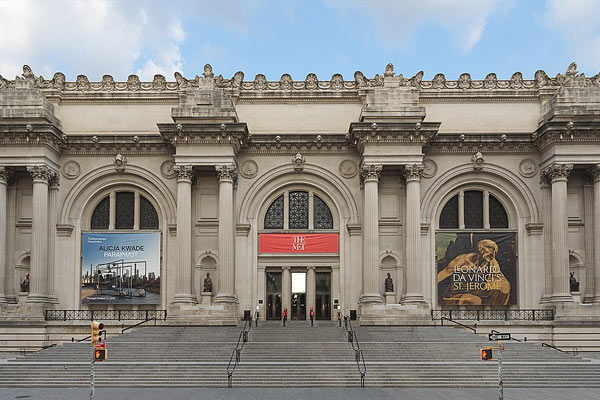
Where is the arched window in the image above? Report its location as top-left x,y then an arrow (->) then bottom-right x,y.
90,190 -> 159,230
263,190 -> 334,230
438,190 -> 509,229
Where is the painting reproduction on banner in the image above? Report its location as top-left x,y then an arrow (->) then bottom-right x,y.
81,232 -> 161,304
436,232 -> 517,305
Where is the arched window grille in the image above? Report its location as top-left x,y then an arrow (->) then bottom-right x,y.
90,190 -> 159,230
438,190 -> 509,229
263,190 -> 334,230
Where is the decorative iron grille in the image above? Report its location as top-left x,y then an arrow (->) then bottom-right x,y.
313,195 -> 333,229
115,192 -> 135,229
90,196 -> 110,230
45,309 -> 167,321
439,194 -> 458,229
431,309 -> 554,321
289,191 -> 308,229
489,194 -> 509,228
464,190 -> 483,228
140,196 -> 159,229
264,195 -> 284,229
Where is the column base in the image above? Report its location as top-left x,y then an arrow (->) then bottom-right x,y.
402,292 -> 426,304
25,293 -> 50,304
214,294 -> 238,304
359,294 -> 383,304
171,293 -> 197,305
0,295 -> 8,304
550,292 -> 573,302
540,294 -> 553,304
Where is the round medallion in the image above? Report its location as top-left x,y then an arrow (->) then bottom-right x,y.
339,160 -> 358,179
422,159 -> 437,178
519,159 -> 538,178
240,160 -> 258,179
160,160 -> 177,179
61,160 -> 81,180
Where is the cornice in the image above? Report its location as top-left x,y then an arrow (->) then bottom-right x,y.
425,132 -> 537,154
0,123 -> 66,151
535,121 -> 600,152
158,122 -> 248,153
61,134 -> 171,154
348,122 -> 441,154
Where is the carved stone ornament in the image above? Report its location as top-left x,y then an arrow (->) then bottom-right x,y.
422,159 -> 438,178
339,160 -> 358,179
403,164 -> 424,181
160,160 -> 177,179
293,153 -> 305,171
518,159 -> 538,178
542,163 -> 573,182
0,167 -> 13,184
203,64 -> 214,79
240,160 -> 259,179
61,160 -> 81,180
173,165 -> 194,182
113,154 -> 127,171
590,164 -> 600,182
472,151 -> 486,171
216,165 -> 237,182
27,165 -> 52,182
360,164 -> 382,182
384,63 -> 395,78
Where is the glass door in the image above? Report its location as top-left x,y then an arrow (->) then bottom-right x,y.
291,272 -> 306,320
315,272 -> 331,320
266,271 -> 282,320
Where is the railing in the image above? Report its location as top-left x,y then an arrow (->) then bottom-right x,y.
344,316 -> 366,388
45,309 -> 167,321
440,317 -> 477,334
226,318 -> 252,388
542,342 -> 574,355
431,309 -> 554,321
122,317 -> 158,334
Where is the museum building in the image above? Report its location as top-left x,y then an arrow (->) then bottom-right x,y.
1,62 -> 600,326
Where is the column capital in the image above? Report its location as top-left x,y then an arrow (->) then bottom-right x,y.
173,164 -> 194,183
282,266 -> 291,271
541,163 -> 573,183
403,164 -> 424,182
589,164 -> 600,183
360,164 -> 382,183
0,167 -> 14,185
216,164 -> 237,183
306,266 -> 316,271
27,165 -> 55,183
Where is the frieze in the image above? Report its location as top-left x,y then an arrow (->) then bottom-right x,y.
3,62 -> 597,95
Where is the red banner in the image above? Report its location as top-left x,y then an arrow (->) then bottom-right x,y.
259,233 -> 339,254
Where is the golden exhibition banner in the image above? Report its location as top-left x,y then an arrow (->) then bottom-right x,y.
436,232 -> 517,306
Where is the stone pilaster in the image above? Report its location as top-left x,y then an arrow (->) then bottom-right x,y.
592,165 -> 600,303
26,165 -> 52,303
47,172 -> 59,303
282,266 -> 291,317
545,164 -> 573,302
403,164 -> 425,304
540,175 -> 553,303
215,165 -> 238,304
359,164 -> 383,304
306,266 -> 316,319
172,165 -> 196,304
0,167 -> 11,303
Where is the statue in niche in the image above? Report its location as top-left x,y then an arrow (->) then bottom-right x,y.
570,272 -> 580,293
20,273 -> 30,292
203,272 -> 213,293
384,273 -> 394,292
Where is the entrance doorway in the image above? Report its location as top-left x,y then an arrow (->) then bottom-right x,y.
315,272 -> 331,320
266,271 -> 282,320
291,272 -> 306,320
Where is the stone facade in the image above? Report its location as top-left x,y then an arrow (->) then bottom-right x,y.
1,62 -> 600,324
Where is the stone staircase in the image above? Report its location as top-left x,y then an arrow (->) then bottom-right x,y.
0,320 -> 599,387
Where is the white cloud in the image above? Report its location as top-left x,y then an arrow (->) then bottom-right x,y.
327,0 -> 503,52
544,0 -> 600,71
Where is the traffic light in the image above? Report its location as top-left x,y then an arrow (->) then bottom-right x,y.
94,345 -> 106,362
91,321 -> 104,345
480,347 -> 493,360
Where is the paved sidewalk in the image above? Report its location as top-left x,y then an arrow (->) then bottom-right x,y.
0,388 -> 598,400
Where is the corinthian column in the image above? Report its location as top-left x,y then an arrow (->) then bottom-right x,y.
546,164 -> 573,302
592,165 -> 600,303
215,164 -> 237,304
360,164 -> 383,304
403,164 -> 425,304
26,165 -> 52,303
172,165 -> 196,304
47,172 -> 59,303
540,174 -> 553,302
0,167 -> 11,303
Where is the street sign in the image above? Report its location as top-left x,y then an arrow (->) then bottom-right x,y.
489,332 -> 511,341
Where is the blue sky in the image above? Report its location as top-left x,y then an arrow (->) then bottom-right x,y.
1,0 -> 599,82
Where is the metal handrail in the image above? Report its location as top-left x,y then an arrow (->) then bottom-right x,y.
541,342 -> 574,355
121,317 -> 158,334
344,317 -> 366,388
226,318 -> 251,388
440,316 -> 477,334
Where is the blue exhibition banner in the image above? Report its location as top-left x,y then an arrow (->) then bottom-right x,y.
81,232 -> 161,304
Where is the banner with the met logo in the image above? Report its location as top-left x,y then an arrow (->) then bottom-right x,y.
259,233 -> 339,254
